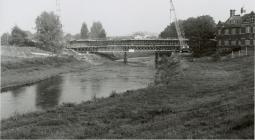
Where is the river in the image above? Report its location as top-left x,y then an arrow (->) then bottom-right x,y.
1,57 -> 156,119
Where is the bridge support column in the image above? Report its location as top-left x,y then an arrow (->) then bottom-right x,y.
155,51 -> 159,68
124,51 -> 127,64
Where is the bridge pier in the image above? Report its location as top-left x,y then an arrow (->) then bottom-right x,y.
155,51 -> 159,68
124,51 -> 127,64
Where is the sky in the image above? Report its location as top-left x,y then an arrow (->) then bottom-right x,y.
0,0 -> 254,36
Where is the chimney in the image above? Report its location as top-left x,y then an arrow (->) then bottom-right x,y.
230,9 -> 236,17
241,7 -> 246,15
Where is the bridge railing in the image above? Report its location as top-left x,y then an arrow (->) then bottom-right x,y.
68,39 -> 188,49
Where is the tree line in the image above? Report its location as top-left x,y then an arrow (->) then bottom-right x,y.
1,11 -> 107,53
1,12 -> 217,56
65,21 -> 106,41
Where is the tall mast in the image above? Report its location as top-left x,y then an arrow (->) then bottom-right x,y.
56,0 -> 61,17
169,0 -> 187,50
56,0 -> 63,29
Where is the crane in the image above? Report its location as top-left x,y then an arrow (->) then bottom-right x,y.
169,0 -> 189,51
56,0 -> 61,17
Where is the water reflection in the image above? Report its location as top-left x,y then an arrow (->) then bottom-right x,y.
35,76 -> 62,110
90,78 -> 102,99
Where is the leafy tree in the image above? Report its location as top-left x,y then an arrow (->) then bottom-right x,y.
89,22 -> 106,39
159,15 -> 216,57
9,26 -> 28,46
159,15 -> 215,40
35,11 -> 63,53
64,33 -> 73,42
159,20 -> 184,38
80,22 -> 89,39
183,15 -> 216,40
25,31 -> 34,40
160,23 -> 175,38
1,33 -> 11,45
183,15 -> 216,57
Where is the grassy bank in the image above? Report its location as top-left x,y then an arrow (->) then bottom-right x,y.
1,56 -> 88,91
1,54 -> 254,139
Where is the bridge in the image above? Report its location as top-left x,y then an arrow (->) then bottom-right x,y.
68,39 -> 188,65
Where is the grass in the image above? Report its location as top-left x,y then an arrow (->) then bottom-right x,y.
1,53 -> 254,139
1,56 -> 78,71
1,55 -> 87,91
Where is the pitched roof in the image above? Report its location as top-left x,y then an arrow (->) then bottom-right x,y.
242,11 -> 255,23
225,15 -> 242,25
217,11 -> 255,27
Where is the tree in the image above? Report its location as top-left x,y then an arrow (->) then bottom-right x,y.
9,26 -> 28,46
159,15 -> 216,57
89,22 -> 106,39
160,16 -> 215,39
1,33 -> 11,46
183,15 -> 216,40
159,23 -> 176,38
35,11 -> 63,53
183,15 -> 216,57
159,20 -> 185,39
64,33 -> 73,42
80,22 -> 89,39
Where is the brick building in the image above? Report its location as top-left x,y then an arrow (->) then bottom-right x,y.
216,9 -> 255,50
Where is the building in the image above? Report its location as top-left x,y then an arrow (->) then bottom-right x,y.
216,9 -> 255,51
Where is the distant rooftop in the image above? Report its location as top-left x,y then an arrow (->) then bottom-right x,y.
217,10 -> 255,27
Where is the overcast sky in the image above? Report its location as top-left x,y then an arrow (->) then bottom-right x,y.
0,0 -> 254,36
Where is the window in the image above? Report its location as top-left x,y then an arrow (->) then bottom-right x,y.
253,40 -> 255,46
231,40 -> 236,46
232,28 -> 236,34
241,27 -> 245,34
251,16 -> 255,23
245,40 -> 250,46
218,40 -> 222,46
253,26 -> 255,33
246,26 -> 251,33
225,40 -> 229,46
218,30 -> 221,35
238,40 -> 242,46
236,28 -> 240,34
225,29 -> 229,35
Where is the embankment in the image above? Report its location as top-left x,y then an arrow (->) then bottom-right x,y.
1,46 -> 120,91
1,54 -> 254,139
1,56 -> 89,92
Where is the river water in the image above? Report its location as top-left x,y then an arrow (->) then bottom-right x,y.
1,57 -> 155,119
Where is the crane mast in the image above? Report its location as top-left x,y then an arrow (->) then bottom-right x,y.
169,0 -> 188,50
56,0 -> 61,17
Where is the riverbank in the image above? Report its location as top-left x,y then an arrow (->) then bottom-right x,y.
1,56 -> 88,92
1,54 -> 254,139
1,51 -> 119,92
